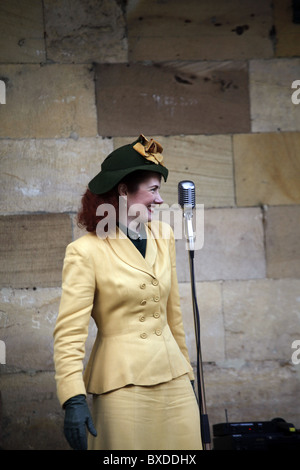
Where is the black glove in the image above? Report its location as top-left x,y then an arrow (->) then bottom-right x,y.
63,394 -> 97,450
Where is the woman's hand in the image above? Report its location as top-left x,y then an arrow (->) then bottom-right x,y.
63,394 -> 97,450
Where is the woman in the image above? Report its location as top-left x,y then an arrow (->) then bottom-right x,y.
53,134 -> 202,450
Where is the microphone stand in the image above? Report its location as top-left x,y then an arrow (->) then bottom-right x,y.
184,210 -> 211,450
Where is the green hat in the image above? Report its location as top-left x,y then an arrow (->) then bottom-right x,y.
88,134 -> 168,195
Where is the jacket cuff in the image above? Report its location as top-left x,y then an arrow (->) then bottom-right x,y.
56,378 -> 87,407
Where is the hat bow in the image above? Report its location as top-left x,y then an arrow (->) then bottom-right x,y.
133,134 -> 165,166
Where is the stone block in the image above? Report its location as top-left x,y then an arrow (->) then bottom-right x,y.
0,371 -> 68,450
127,0 -> 273,61
0,288 -> 60,371
223,279 -> 300,361
273,0 -> 300,57
205,361 -> 300,427
179,281 -> 224,364
44,0 -> 127,63
114,134 -> 235,208
95,61 -> 250,136
0,0 -> 45,63
233,132 -> 300,206
265,206 -> 300,279
0,213 -> 72,288
249,59 -> 300,132
0,64 -> 97,139
175,207 -> 265,282
0,286 -> 97,372
0,137 -> 113,214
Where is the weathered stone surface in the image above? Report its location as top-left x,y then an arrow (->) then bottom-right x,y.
95,61 -> 250,136
0,284 -> 97,450
0,371 -> 68,450
250,59 -> 300,132
233,132 -> 300,206
0,214 -> 72,288
127,0 -> 273,61
179,281 -> 224,364
0,287 -> 97,372
273,0 -> 300,57
205,361 -> 300,428
114,135 -> 235,208
223,279 -> 300,361
0,137 -> 113,214
175,207 -> 265,282
0,0 -> 45,63
0,65 -> 97,139
44,0 -> 127,64
0,288 -> 60,371
265,206 -> 300,279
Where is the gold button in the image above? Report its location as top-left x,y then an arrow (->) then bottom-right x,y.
140,300 -> 147,306
153,312 -> 160,319
152,279 -> 159,286
139,315 -> 145,322
140,283 -> 146,289
154,296 -> 160,302
140,333 -> 147,339
155,329 -> 162,336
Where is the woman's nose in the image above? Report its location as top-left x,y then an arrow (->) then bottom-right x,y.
155,192 -> 164,204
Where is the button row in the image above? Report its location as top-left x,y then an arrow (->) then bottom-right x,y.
139,312 -> 160,322
140,296 -> 160,306
140,279 -> 159,289
140,329 -> 162,339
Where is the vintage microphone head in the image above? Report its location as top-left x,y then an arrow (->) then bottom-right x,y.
178,180 -> 196,209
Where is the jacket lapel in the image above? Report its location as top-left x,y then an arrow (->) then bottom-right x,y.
107,224 -> 157,277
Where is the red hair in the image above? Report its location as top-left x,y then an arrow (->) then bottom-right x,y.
77,171 -> 162,233
77,188 -> 119,233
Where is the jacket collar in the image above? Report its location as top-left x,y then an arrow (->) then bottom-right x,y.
106,224 -> 157,277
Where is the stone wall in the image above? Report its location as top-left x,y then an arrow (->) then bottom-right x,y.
0,0 -> 299,450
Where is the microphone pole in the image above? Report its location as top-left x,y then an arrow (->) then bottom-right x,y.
178,181 -> 211,450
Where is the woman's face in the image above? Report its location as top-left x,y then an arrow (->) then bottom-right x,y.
118,173 -> 164,226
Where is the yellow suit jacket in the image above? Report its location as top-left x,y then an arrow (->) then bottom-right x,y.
53,220 -> 194,406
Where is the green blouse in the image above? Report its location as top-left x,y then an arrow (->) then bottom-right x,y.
117,222 -> 147,258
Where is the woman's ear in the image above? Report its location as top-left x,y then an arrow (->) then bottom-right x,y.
118,183 -> 128,196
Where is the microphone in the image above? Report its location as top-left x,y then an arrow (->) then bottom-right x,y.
178,181 -> 211,448
178,181 -> 195,251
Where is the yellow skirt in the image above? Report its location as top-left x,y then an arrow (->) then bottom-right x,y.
88,374 -> 202,450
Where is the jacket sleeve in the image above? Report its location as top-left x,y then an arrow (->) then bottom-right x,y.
166,229 -> 195,381
53,242 -> 96,406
